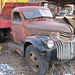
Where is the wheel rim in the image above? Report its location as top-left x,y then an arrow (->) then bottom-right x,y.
28,51 -> 40,72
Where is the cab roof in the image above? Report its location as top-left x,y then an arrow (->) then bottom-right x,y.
12,6 -> 48,12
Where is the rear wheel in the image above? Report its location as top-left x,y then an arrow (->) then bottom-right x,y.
25,45 -> 49,75
0,31 -> 5,43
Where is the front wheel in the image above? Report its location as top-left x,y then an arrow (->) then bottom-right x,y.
25,45 -> 49,75
0,31 -> 5,43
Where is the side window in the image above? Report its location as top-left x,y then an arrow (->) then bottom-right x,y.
13,12 -> 22,22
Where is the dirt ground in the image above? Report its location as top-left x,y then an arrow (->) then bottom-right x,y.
0,38 -> 36,75
0,38 -> 75,75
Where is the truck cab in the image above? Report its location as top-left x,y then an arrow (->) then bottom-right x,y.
11,6 -> 75,75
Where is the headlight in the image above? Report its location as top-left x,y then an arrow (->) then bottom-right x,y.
47,40 -> 54,48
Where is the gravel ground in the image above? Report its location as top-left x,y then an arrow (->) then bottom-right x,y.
0,38 -> 75,75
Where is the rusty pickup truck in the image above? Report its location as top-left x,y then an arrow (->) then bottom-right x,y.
0,5 -> 75,75
11,6 -> 75,75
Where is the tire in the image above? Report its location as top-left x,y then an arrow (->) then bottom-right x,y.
0,31 -> 5,43
25,45 -> 49,75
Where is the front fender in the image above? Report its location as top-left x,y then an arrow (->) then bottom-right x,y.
21,36 -> 58,64
22,37 -> 49,52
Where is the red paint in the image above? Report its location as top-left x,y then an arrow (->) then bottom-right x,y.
0,2 -> 38,38
0,18 -> 12,29
0,2 -> 38,18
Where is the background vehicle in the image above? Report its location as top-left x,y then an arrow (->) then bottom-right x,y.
58,4 -> 74,16
59,10 -> 68,16
65,4 -> 74,15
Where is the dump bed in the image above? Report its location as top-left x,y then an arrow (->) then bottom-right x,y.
0,2 -> 38,29
0,2 -> 38,19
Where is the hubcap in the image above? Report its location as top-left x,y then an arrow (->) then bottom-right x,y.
28,52 -> 40,72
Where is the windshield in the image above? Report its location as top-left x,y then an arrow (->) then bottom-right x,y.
23,9 -> 53,19
39,9 -> 53,17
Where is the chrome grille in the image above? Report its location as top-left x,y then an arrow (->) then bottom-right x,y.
56,40 -> 75,59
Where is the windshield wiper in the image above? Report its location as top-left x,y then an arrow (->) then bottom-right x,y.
29,16 -> 51,22
29,17 -> 42,22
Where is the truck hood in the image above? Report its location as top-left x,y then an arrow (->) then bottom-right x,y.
26,20 -> 73,34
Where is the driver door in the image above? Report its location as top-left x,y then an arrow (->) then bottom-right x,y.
12,12 -> 24,44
